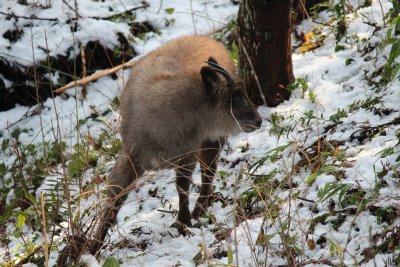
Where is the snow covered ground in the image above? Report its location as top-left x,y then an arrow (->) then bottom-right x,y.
0,0 -> 399,266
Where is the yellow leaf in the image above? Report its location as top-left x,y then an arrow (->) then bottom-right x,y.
307,239 -> 316,250
300,31 -> 318,54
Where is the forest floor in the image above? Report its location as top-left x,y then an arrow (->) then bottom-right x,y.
0,0 -> 399,266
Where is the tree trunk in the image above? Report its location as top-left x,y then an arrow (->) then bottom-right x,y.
238,0 -> 294,107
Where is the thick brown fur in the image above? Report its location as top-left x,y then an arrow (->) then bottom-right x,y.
90,35 -> 261,254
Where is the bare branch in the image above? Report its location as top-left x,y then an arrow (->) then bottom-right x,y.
0,4 -> 149,21
0,11 -> 58,21
54,60 -> 138,94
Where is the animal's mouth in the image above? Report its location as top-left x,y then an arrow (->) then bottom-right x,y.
243,123 -> 261,133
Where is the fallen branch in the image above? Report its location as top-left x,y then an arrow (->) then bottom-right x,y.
53,60 -> 137,94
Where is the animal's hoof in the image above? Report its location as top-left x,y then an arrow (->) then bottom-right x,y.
172,221 -> 194,236
89,239 -> 103,256
57,233 -> 89,266
192,204 -> 207,220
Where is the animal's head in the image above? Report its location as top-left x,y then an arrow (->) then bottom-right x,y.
201,57 -> 262,136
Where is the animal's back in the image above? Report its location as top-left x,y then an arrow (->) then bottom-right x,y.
139,35 -> 235,75
119,36 -> 235,167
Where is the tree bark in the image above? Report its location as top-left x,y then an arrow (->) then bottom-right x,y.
238,0 -> 294,107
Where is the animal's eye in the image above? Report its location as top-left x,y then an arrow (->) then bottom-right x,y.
232,95 -> 242,106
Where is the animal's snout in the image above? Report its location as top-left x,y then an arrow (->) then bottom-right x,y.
249,113 -> 262,130
255,116 -> 262,128
241,111 -> 262,133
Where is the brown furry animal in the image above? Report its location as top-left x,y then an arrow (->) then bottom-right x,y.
91,35 -> 262,254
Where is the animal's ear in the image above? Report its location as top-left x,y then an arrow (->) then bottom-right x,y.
207,56 -> 219,65
201,66 -> 220,98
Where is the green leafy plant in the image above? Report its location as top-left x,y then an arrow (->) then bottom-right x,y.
327,237 -> 344,258
345,58 -> 355,65
382,1 -> 400,81
332,0 -> 348,41
308,90 -> 317,103
317,182 -> 352,208
268,113 -> 297,138
328,108 -> 348,124
164,7 -> 176,26
288,77 -> 309,98
103,256 -> 121,267
299,110 -> 317,127
67,143 -> 97,179
305,165 -> 336,185
164,7 -> 175,15
348,96 -> 382,112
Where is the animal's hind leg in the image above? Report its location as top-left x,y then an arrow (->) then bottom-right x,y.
90,152 -> 142,255
175,156 -> 197,227
192,138 -> 223,220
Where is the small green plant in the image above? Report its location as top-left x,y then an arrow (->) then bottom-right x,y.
239,145 -> 290,220
332,0 -> 348,41
268,113 -> 297,137
299,110 -> 317,127
309,1 -> 330,18
304,165 -> 336,185
288,77 -> 309,98
345,58 -> 354,65
110,13 -> 134,22
240,168 -> 280,208
164,8 -> 176,27
317,182 -> 352,208
308,90 -> 317,103
103,256 -> 121,267
230,41 -> 239,65
382,1 -> 400,82
297,138 -> 354,208
164,7 -> 175,15
327,238 -> 344,258
335,44 -> 346,52
250,144 -> 291,175
328,108 -> 348,124
67,143 -> 97,179
373,206 -> 398,225
348,96 -> 382,112
307,213 -> 329,234
383,31 -> 400,81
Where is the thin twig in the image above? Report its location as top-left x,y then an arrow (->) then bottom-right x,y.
40,193 -> 49,267
0,4 -> 149,21
233,169 -> 240,267
80,44 -> 87,98
377,0 -> 385,26
62,0 -> 82,19
189,0 -> 197,34
297,196 -> 315,203
30,16 -> 48,168
237,37 -> 267,106
156,209 -> 176,214
0,11 -> 58,21
298,0 -> 311,21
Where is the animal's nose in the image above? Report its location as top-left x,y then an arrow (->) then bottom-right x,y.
255,117 -> 262,128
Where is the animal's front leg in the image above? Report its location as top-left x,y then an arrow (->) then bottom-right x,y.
175,158 -> 196,227
192,139 -> 222,219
